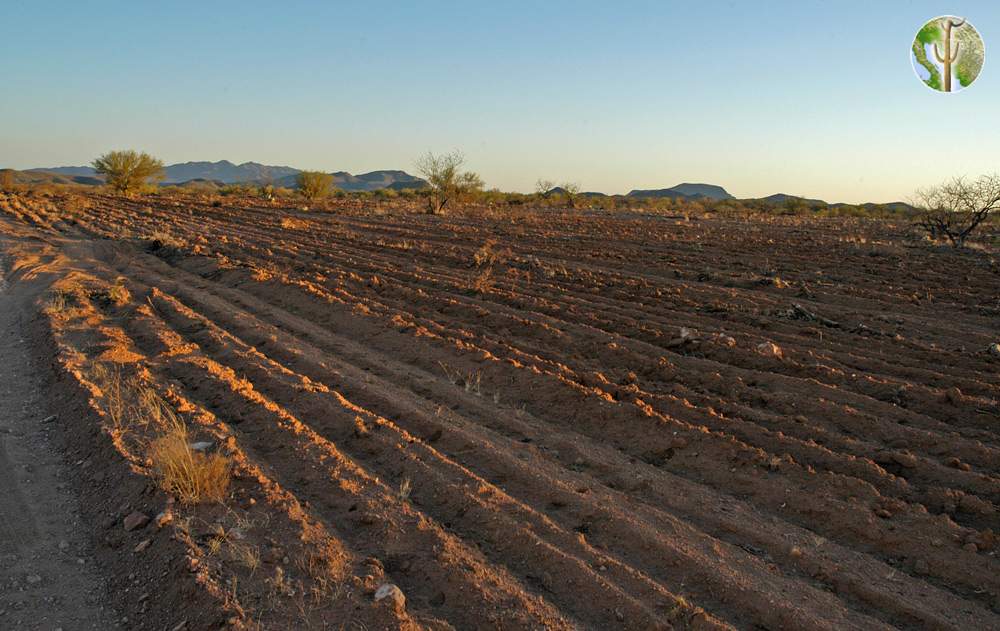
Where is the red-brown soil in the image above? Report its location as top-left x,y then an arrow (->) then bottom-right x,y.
0,191 -> 998,630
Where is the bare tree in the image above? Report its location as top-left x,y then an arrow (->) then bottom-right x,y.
415,151 -> 483,214
535,179 -> 580,207
535,179 -> 556,196
92,150 -> 164,195
914,174 -> 1000,247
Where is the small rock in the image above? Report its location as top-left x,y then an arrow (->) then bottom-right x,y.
756,341 -> 783,358
155,509 -> 173,529
134,539 -> 151,553
41,415 -> 57,424
58,540 -> 70,552
26,574 -> 42,585
944,387 -> 963,404
679,327 -> 698,341
189,441 -> 214,453
123,511 -> 150,531
963,542 -> 978,553
875,508 -> 892,519
374,583 -> 406,612
987,343 -> 1000,358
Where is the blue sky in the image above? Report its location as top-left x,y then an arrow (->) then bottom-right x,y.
1,1 -> 997,202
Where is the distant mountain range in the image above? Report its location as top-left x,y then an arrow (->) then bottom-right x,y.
9,161 -> 915,209
627,183 -> 734,200
28,160 -> 428,192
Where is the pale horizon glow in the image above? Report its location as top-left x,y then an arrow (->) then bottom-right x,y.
1,1 -> 998,204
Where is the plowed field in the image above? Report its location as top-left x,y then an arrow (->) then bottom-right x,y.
1,192 -> 998,630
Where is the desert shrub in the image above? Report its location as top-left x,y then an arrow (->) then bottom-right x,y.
297,171 -> 334,200
92,150 -> 164,195
149,418 -> 231,504
415,151 -> 484,214
219,183 -> 254,197
0,169 -> 15,192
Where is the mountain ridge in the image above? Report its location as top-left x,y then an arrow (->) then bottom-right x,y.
12,163 -> 916,207
28,160 -> 427,191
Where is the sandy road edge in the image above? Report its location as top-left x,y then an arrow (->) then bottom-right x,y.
0,230 -> 238,631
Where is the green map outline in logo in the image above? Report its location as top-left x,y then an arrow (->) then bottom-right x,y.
912,16 -> 985,92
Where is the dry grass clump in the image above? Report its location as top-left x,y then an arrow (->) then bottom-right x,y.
104,277 -> 131,306
145,229 -> 186,250
149,420 -> 231,504
280,216 -> 309,230
43,290 -> 72,316
91,363 -> 174,432
88,361 -> 231,503
42,282 -> 86,317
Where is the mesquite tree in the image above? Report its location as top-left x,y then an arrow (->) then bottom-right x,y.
415,151 -> 483,214
914,174 -> 1000,247
934,17 -> 965,92
297,171 -> 334,200
92,150 -> 164,195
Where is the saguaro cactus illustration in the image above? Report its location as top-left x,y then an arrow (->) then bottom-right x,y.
933,17 -> 965,92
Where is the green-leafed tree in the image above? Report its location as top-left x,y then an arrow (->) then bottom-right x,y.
92,150 -> 164,195
559,182 -> 581,209
297,171 -> 334,200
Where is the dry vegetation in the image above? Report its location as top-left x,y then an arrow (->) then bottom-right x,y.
1,188 -> 999,629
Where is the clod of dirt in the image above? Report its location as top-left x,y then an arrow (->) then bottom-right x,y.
756,342 -> 783,358
714,333 -> 737,347
890,451 -> 919,469
945,457 -> 972,472
123,511 -> 150,531
374,583 -> 406,613
944,387 -> 964,404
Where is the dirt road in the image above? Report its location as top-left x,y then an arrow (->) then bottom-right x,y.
0,255 -> 113,629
